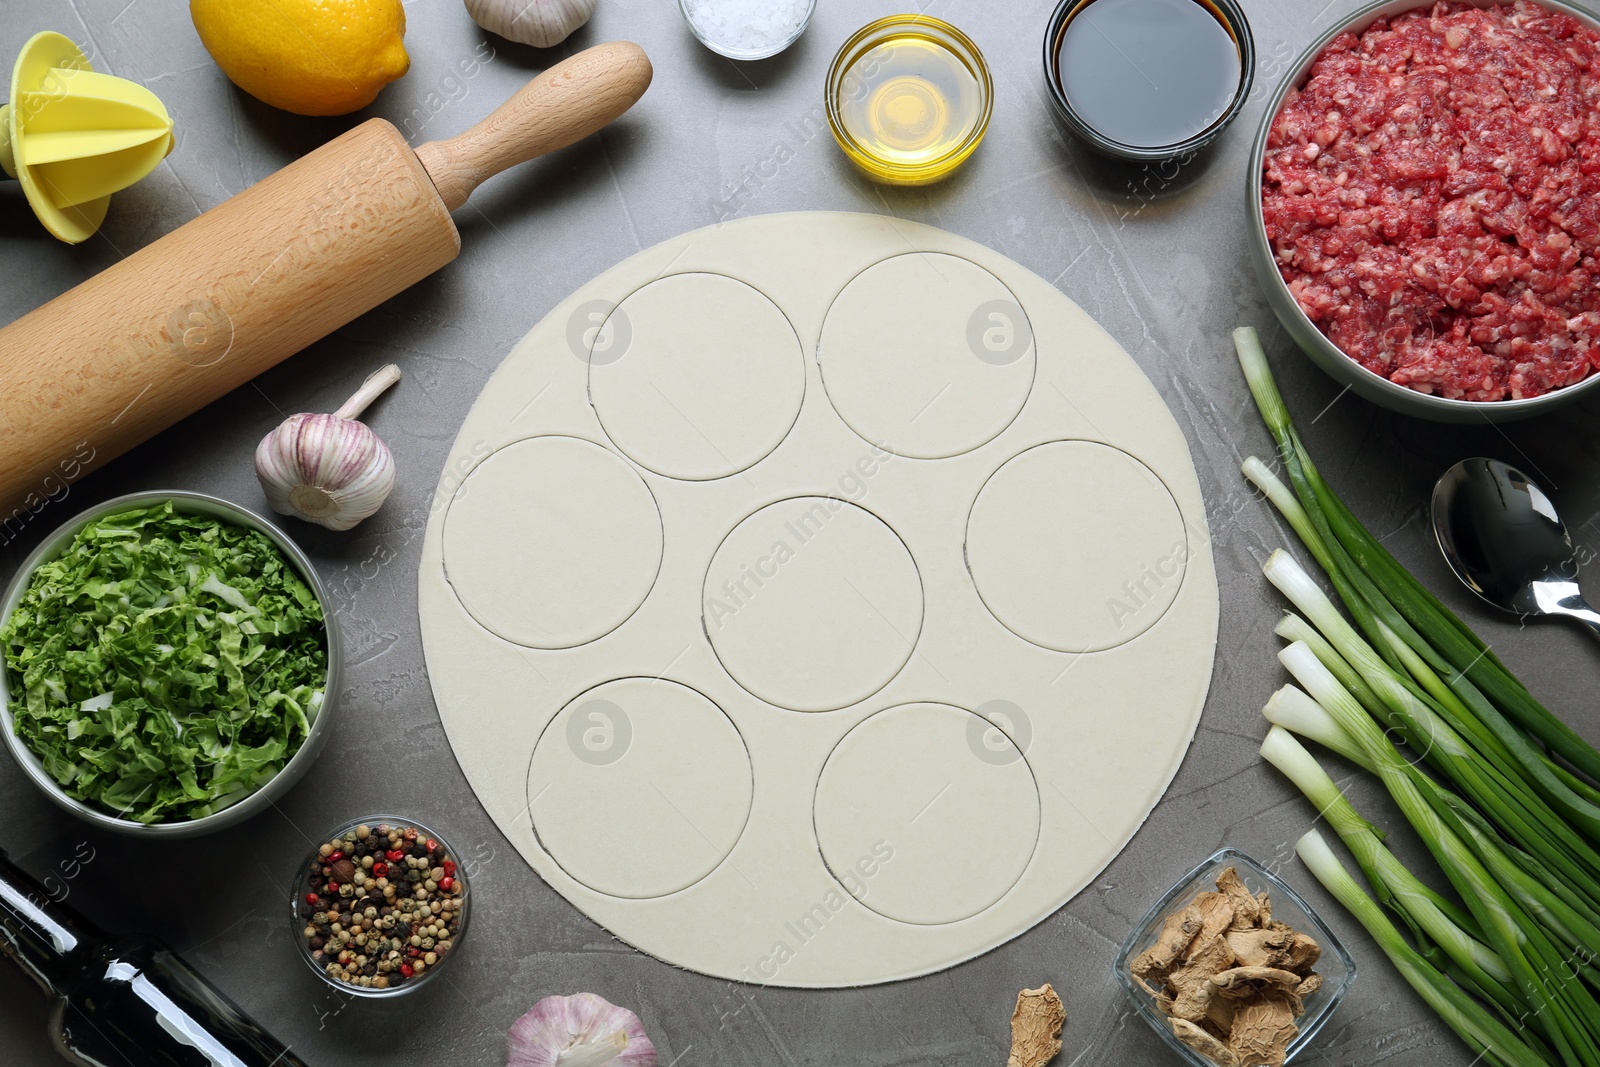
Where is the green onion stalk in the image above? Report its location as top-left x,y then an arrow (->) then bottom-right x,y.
1296,830 -> 1550,1067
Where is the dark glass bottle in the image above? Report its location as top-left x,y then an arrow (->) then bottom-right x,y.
0,849 -> 311,1067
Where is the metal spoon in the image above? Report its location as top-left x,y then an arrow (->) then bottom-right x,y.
1431,457 -> 1600,639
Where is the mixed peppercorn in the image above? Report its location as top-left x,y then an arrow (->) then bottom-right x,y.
297,821 -> 464,991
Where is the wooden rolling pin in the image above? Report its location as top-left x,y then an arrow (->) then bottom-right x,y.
0,41 -> 652,515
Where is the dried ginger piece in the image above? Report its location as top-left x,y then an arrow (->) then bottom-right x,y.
1283,932 -> 1321,973
1193,891 -> 1237,942
1168,933 -> 1235,1022
1225,927 -> 1293,969
1209,966 -> 1308,1016
1168,975 -> 1219,1026
1209,967 -> 1305,996
1228,991 -> 1300,1067
1202,989 -> 1237,1036
1216,868 -> 1261,930
1007,984 -> 1066,1067
1171,1018 -> 1241,1067
1132,903 -> 1203,994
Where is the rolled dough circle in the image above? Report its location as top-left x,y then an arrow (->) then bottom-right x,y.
442,436 -> 663,649
703,497 -> 923,712
589,273 -> 805,480
419,212 -> 1219,987
820,253 -> 1035,459
813,703 -> 1040,925
527,678 -> 753,899
966,440 -> 1188,653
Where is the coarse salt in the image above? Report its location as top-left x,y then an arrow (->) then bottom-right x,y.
686,0 -> 812,56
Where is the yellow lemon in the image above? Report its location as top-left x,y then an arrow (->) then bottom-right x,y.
191,0 -> 409,117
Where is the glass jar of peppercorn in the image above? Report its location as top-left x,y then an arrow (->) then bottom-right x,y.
290,815 -> 470,997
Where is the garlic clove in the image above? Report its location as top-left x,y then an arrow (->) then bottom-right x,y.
255,366 -> 402,532
465,0 -> 597,49
506,992 -> 656,1067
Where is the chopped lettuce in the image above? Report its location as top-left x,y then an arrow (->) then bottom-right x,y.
1,503 -> 327,823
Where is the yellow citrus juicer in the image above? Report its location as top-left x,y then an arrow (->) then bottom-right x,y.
0,32 -> 174,244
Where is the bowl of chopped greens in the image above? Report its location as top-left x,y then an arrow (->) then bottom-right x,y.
0,492 -> 339,836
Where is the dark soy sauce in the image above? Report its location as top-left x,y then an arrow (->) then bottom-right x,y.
1054,0 -> 1241,150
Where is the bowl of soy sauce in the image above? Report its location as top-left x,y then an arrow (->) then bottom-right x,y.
1043,0 -> 1255,162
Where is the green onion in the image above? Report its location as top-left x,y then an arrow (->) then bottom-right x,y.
1236,328 -> 1600,1063
1263,684 -> 1371,770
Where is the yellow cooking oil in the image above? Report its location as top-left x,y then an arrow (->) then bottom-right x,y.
827,17 -> 992,185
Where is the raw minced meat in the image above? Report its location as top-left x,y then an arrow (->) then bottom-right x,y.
1262,1 -> 1600,401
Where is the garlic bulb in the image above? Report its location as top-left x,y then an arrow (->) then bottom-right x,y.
465,0 -> 597,48
507,993 -> 656,1067
254,365 -> 401,532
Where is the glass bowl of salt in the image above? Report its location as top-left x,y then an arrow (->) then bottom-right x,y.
680,0 -> 817,60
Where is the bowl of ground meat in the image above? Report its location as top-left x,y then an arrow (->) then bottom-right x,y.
1249,0 -> 1600,422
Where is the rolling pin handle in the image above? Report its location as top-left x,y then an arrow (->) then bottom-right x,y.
414,40 -> 652,212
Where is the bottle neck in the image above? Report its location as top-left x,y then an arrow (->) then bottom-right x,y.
0,850 -> 99,996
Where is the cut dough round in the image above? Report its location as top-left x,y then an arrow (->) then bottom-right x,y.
703,497 -> 923,712
820,253 -> 1035,459
590,273 -> 805,480
528,678 -> 753,899
442,436 -> 662,649
966,441 -> 1188,652
813,703 -> 1040,925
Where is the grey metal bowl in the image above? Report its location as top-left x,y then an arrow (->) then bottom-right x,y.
0,491 -> 340,838
1246,0 -> 1600,424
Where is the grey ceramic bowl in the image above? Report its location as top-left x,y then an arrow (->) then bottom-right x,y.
0,491 -> 340,838
1246,0 -> 1600,423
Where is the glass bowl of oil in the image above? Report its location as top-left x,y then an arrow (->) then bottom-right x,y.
825,15 -> 993,186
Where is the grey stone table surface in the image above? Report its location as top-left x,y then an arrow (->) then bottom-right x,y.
4,0 -> 1600,1063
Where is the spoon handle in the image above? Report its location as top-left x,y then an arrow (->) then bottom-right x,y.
1542,593 -> 1600,644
